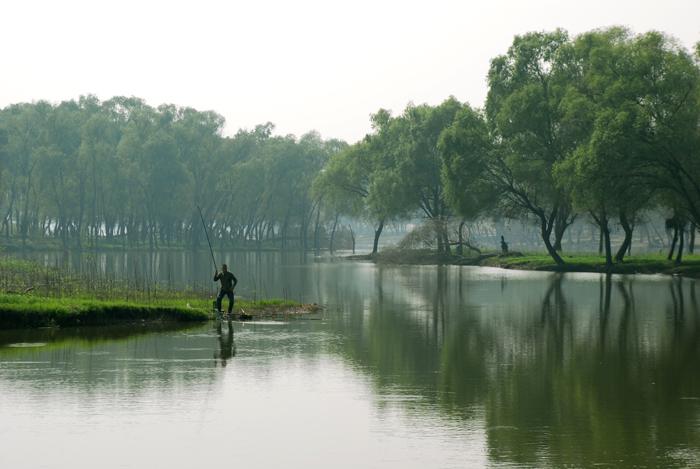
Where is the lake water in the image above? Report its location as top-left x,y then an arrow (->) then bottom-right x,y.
1,251 -> 699,468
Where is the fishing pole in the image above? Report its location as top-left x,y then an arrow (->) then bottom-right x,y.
197,205 -> 218,272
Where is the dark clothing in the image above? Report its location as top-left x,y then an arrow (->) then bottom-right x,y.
216,290 -> 234,314
214,270 -> 237,314
214,271 -> 238,292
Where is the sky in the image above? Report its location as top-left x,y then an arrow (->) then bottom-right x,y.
1,0 -> 698,143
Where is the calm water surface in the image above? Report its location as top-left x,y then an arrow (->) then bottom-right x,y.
1,252 -> 699,468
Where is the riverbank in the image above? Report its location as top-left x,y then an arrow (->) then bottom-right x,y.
0,257 -> 321,329
0,294 -> 207,329
347,249 -> 700,277
0,294 -> 320,330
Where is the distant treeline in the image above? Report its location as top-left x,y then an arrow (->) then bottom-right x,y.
314,28 -> 700,265
0,96 -> 348,250
1,27 -> 700,265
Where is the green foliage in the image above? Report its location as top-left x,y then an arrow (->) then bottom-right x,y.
439,105 -> 495,220
0,98 -> 345,250
2,26 -> 699,266
484,30 -> 575,265
550,28 -> 700,264
312,142 -> 370,217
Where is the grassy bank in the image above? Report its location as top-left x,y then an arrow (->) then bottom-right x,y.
0,257 -> 319,330
479,253 -> 700,276
348,249 -> 700,277
0,294 -> 318,330
0,293 -> 208,329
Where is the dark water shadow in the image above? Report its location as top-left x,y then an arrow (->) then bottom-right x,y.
0,321 -> 204,350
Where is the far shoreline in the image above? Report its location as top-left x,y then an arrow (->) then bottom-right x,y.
344,250 -> 700,278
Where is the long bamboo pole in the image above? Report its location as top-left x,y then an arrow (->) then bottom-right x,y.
197,205 -> 218,271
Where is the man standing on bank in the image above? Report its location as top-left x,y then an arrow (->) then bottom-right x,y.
214,264 -> 238,316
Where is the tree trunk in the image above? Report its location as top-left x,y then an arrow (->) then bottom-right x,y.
456,220 -> 465,256
602,223 -> 613,267
540,212 -> 565,266
553,209 -> 574,252
350,225 -> 356,254
329,213 -> 339,255
313,202 -> 322,255
675,227 -> 685,265
589,210 -> 612,266
690,223 -> 696,254
299,219 -> 307,251
20,167 -> 35,246
281,210 -> 290,250
3,182 -> 17,239
615,211 -> 634,263
440,219 -> 451,255
553,225 -> 564,251
372,218 -> 385,255
668,227 -> 679,261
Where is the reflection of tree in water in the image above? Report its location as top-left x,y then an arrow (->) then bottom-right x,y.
214,319 -> 236,367
484,275 -> 700,467
331,270 -> 700,467
539,273 -> 571,363
496,275 -> 700,467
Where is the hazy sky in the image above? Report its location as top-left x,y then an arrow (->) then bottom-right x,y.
1,0 -> 698,143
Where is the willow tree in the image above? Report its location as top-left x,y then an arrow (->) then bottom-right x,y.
557,29 -> 700,265
312,143 -> 369,253
486,30 -> 575,265
313,121 -> 407,255
628,33 -> 700,229
439,104 -> 496,255
554,28 -> 656,264
369,98 -> 465,253
171,107 -> 225,247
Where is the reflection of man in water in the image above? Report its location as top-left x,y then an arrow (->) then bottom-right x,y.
214,263 -> 238,316
215,320 -> 236,366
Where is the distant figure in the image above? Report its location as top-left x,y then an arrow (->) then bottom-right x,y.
500,235 -> 509,254
214,263 -> 238,316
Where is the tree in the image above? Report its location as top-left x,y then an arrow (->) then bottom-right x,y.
486,30 -> 575,265
171,107 -> 225,247
439,104 -> 497,255
628,33 -> 700,230
313,119 -> 407,255
373,98 -> 465,253
554,28 -> 653,265
312,143 -> 368,253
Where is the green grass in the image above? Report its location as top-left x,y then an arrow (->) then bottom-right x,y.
0,293 -> 310,330
0,293 -> 208,329
0,257 -> 312,330
351,248 -> 700,276
480,252 -> 700,276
